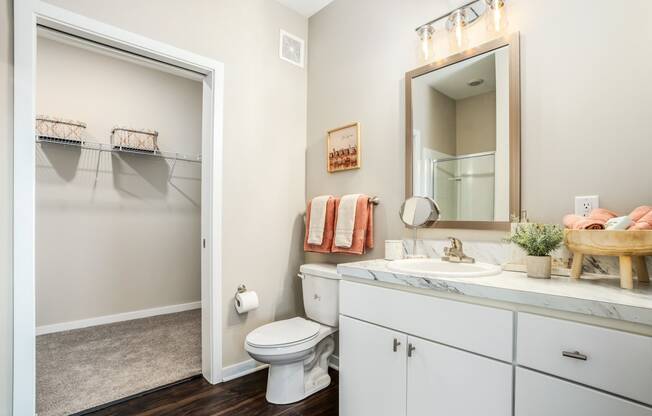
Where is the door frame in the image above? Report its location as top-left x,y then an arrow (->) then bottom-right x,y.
13,1 -> 224,414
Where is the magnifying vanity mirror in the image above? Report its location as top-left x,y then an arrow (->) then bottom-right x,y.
400,196 -> 441,228
405,33 -> 520,230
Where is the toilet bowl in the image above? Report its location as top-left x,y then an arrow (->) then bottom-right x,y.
244,264 -> 340,404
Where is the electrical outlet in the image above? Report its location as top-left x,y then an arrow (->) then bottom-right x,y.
575,195 -> 599,217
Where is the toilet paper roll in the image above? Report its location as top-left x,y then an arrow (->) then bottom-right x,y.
235,290 -> 259,314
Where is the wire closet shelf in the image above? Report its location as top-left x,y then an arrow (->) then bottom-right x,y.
35,135 -> 202,163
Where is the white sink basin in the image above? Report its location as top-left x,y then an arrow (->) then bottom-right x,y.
387,258 -> 501,278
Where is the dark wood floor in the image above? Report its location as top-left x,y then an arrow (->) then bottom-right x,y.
85,368 -> 338,416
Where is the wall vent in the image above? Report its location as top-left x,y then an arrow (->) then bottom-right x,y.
279,30 -> 305,68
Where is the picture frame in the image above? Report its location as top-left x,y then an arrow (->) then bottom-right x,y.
327,122 -> 361,173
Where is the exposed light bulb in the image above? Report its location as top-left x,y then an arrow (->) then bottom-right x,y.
448,9 -> 468,52
485,0 -> 508,34
416,24 -> 436,63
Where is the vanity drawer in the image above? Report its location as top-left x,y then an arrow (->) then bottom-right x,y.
517,313 -> 652,405
515,368 -> 652,416
340,280 -> 513,361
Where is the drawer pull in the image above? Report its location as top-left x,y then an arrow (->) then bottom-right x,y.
562,350 -> 587,361
393,338 -> 401,352
408,343 -> 416,358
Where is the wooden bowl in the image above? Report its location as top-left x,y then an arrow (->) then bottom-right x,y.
565,230 -> 652,256
564,230 -> 652,289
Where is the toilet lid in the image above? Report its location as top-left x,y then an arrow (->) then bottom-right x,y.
246,317 -> 320,348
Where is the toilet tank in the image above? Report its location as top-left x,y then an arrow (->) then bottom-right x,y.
299,263 -> 341,327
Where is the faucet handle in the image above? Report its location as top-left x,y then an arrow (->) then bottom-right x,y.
447,236 -> 462,248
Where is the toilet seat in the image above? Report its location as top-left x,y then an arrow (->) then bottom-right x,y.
246,317 -> 320,349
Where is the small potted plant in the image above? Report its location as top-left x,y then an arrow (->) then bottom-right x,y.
507,223 -> 564,279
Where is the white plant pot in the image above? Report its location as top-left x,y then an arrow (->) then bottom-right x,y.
526,255 -> 552,279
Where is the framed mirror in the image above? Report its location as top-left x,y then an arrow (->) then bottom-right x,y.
405,33 -> 520,230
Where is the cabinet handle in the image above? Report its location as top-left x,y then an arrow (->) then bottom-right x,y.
393,338 -> 401,352
408,343 -> 416,357
562,350 -> 587,361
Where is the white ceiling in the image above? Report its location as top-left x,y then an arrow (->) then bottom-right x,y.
420,52 -> 497,100
275,0 -> 334,17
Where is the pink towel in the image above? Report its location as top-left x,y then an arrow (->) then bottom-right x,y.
563,214 -> 605,230
629,206 -> 652,222
629,207 -> 652,230
304,197 -> 338,253
331,195 -> 374,255
588,208 -> 618,223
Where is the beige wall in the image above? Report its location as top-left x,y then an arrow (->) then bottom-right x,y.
0,0 -> 12,413
412,82 -> 456,155
307,0 -> 652,252
456,91 -> 496,155
36,0 -> 307,369
36,37 -> 203,326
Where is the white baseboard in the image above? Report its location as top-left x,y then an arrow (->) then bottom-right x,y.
222,359 -> 268,382
329,354 -> 339,371
221,355 -> 339,384
35,301 -> 201,336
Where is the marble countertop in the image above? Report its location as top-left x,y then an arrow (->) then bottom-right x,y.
337,259 -> 652,326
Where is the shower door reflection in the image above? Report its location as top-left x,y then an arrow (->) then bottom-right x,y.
433,152 -> 495,221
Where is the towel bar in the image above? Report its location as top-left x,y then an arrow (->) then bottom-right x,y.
303,196 -> 380,218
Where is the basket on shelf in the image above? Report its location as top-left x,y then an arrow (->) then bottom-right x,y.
111,126 -> 159,153
564,229 -> 652,289
35,115 -> 87,143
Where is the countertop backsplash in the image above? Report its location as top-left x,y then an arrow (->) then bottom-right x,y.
402,239 -> 652,278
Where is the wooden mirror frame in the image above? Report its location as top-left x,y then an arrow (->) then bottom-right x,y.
405,32 -> 520,231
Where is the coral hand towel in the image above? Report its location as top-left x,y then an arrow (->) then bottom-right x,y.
630,207 -> 652,230
563,214 -> 605,230
307,195 -> 332,245
588,208 -> 618,223
629,206 -> 652,223
332,195 -> 374,255
304,197 -> 338,253
334,194 -> 361,248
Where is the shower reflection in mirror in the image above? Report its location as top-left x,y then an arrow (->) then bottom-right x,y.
411,46 -> 510,223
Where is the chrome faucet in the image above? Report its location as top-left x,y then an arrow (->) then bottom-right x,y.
442,237 -> 475,264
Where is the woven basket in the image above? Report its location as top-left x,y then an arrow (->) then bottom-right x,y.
111,126 -> 159,153
36,115 -> 86,143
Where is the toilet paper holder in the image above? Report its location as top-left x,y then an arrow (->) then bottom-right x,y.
235,284 -> 247,297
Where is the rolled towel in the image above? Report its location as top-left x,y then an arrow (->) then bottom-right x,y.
605,216 -> 633,230
588,208 -> 618,223
629,206 -> 652,222
629,208 -> 652,230
630,222 -> 652,230
563,214 -> 605,230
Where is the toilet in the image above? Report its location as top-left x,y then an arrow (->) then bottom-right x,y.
245,263 -> 340,404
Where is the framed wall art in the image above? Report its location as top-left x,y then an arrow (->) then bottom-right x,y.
327,122 -> 360,173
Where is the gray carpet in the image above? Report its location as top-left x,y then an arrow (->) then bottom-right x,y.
37,309 -> 201,416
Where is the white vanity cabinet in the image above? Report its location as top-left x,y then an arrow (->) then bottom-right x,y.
339,281 -> 513,416
339,316 -> 407,416
339,278 -> 652,416
515,368 -> 652,416
406,335 -> 512,416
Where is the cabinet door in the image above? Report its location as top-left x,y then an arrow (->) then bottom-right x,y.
407,336 -> 512,416
515,368 -> 652,416
340,316 -> 407,416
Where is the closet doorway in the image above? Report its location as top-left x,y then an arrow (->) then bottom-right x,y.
14,3 -> 224,416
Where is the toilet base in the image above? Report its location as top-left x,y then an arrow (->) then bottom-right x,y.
265,336 -> 335,404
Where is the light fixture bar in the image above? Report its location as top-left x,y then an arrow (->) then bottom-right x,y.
415,0 -> 485,32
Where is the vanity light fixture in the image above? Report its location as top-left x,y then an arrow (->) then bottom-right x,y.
415,0 -> 508,62
447,9 -> 469,51
485,0 -> 508,34
417,24 -> 436,62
